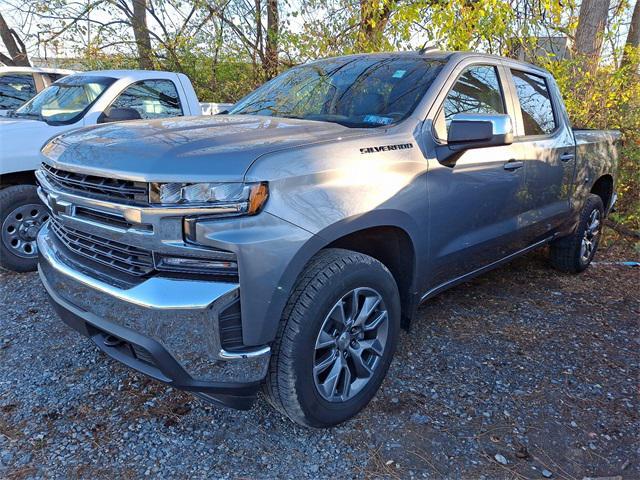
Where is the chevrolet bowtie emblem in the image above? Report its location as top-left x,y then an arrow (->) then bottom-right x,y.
48,193 -> 74,216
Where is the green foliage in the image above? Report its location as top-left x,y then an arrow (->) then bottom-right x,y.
542,51 -> 640,228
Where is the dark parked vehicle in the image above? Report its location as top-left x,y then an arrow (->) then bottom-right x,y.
35,51 -> 619,427
0,66 -> 74,115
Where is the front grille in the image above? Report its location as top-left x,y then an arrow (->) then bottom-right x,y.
75,206 -> 151,232
50,219 -> 154,277
41,163 -> 148,203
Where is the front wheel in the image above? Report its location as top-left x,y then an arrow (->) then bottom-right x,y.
0,185 -> 49,272
549,194 -> 604,273
264,248 -> 400,427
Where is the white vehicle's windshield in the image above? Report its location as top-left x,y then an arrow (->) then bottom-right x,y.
12,75 -> 115,124
229,55 -> 445,128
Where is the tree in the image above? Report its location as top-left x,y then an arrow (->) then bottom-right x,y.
574,0 -> 611,58
621,0 -> 639,70
357,0 -> 394,51
206,0 -> 281,82
0,11 -> 30,66
130,0 -> 154,69
264,0 -> 279,79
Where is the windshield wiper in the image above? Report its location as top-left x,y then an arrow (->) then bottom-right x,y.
12,111 -> 44,121
285,114 -> 373,128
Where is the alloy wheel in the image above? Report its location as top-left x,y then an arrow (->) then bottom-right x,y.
580,209 -> 601,263
313,287 -> 389,403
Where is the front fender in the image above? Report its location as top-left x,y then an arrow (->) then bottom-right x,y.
258,209 -> 423,345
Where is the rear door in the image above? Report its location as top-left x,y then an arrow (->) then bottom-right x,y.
504,66 -> 576,241
425,61 -> 530,287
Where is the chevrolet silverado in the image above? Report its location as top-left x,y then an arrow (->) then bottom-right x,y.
35,52 -> 619,427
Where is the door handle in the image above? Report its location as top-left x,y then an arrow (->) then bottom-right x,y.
503,159 -> 524,171
560,152 -> 575,162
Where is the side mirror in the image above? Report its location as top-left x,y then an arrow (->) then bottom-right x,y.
97,107 -> 142,124
437,113 -> 513,166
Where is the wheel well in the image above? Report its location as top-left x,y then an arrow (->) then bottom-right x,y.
591,175 -> 613,214
0,171 -> 36,189
326,226 -> 416,329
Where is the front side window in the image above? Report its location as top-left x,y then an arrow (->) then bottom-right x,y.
434,65 -> 505,140
0,73 -> 36,110
511,70 -> 557,136
108,80 -> 183,119
12,75 -> 115,124
229,56 -> 445,128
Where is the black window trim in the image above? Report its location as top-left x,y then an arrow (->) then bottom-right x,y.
104,78 -> 184,120
508,67 -> 561,141
430,62 -> 510,145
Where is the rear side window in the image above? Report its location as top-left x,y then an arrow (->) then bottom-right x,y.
109,79 -> 183,119
511,70 -> 557,136
434,65 -> 505,140
0,73 -> 36,109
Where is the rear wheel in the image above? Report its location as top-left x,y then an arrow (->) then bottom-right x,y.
264,248 -> 400,427
549,194 -> 604,273
0,185 -> 48,272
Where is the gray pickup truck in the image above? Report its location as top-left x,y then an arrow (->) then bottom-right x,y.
35,51 -> 619,427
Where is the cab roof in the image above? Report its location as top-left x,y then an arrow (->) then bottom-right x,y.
305,50 -> 549,75
0,66 -> 75,75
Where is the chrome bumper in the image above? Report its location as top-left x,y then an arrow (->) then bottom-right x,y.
37,223 -> 270,399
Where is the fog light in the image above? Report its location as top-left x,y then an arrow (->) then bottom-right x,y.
155,253 -> 238,275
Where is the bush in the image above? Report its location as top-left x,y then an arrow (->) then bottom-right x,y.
542,54 -> 640,229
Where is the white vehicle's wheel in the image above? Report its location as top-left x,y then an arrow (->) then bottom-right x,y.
0,185 -> 49,272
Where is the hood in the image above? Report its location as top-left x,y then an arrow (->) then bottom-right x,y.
0,117 -> 67,168
44,115 -> 370,182
0,116 -> 48,131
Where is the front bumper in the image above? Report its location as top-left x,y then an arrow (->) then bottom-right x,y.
37,223 -> 271,409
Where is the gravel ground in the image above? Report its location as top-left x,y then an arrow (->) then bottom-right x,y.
1,230 -> 638,479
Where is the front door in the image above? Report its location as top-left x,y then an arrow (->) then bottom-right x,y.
425,63 -> 529,289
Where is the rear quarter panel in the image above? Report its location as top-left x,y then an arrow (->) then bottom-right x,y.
572,129 -> 620,210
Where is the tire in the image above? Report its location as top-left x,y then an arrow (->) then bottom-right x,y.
0,184 -> 49,273
549,194 -> 604,273
264,248 -> 401,427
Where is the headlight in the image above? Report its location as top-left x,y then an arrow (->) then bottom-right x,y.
149,182 -> 268,215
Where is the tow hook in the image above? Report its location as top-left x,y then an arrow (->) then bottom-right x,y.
103,334 -> 123,347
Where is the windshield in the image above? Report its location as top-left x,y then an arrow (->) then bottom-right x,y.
0,73 -> 36,110
229,56 -> 445,128
13,75 -> 115,124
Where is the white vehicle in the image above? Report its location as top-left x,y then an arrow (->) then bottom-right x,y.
0,69 -> 210,272
0,66 -> 75,116
200,102 -> 233,115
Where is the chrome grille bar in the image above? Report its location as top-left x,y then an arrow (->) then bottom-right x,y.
41,163 -> 148,203
50,219 -> 154,276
